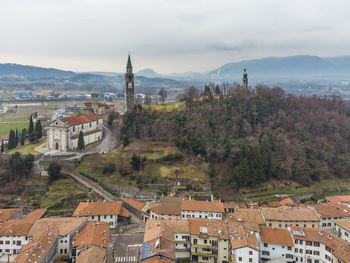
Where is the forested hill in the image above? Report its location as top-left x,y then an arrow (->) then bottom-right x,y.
120,87 -> 350,189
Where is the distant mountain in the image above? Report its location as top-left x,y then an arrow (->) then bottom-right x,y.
0,63 -> 75,79
207,55 -> 350,80
136,68 -> 161,78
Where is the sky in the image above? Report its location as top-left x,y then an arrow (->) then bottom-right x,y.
0,0 -> 350,74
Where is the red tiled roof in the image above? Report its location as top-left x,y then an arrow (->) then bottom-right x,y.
71,128 -> 102,139
181,200 -> 225,213
73,221 -> 109,249
259,226 -> 294,246
280,197 -> 294,206
73,201 -> 130,217
1,134 -> 9,141
326,195 -> 350,204
60,114 -> 102,127
122,198 -> 145,211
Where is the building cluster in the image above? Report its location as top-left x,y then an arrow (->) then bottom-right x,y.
0,200 -> 130,263
123,195 -> 350,263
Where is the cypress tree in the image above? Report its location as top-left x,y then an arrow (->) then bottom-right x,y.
15,128 -> 18,146
35,120 -> 42,140
21,128 -> 26,146
78,131 -> 85,151
1,140 -> 4,153
28,117 -> 35,143
8,129 -> 16,150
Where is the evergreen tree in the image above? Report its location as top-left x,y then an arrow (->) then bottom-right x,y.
21,128 -> 26,146
15,128 -> 18,146
48,162 -> 62,183
35,120 -> 42,140
1,140 -> 4,153
28,116 -> 35,143
8,129 -> 16,150
78,131 -> 85,151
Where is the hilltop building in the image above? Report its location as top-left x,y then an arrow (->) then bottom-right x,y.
83,93 -> 113,116
46,114 -> 103,152
233,69 -> 250,93
125,54 -> 135,112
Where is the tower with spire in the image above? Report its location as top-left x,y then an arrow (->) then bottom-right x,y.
242,68 -> 248,90
125,54 -> 135,112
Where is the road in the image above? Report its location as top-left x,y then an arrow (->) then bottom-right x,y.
84,124 -> 117,154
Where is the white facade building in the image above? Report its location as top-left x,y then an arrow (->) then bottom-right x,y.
174,233 -> 191,259
46,114 -> 103,152
334,219 -> 350,242
181,200 -> 225,220
232,246 -> 259,263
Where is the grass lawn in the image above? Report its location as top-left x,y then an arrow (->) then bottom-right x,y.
84,140 -> 101,151
8,139 -> 47,155
0,122 -> 28,137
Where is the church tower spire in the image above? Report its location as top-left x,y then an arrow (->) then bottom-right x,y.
242,68 -> 248,90
125,53 -> 135,112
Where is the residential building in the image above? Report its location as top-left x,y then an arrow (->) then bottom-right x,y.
258,226 -> 294,263
181,200 -> 225,220
279,197 -> 295,206
229,223 -> 260,263
46,114 -> 103,152
13,227 -> 59,263
72,221 -> 109,263
121,198 -> 147,221
308,203 -> 350,232
0,209 -> 23,226
227,208 -> 265,232
290,226 -> 347,263
140,237 -> 175,263
190,218 -> 229,263
73,201 -> 130,229
28,217 -> 88,258
149,197 -> 184,220
332,244 -> 350,263
260,206 -> 320,229
334,219 -> 350,242
75,246 -> 106,263
325,195 -> 350,206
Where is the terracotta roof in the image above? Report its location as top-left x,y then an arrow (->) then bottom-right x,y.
71,128 -> 102,139
181,200 -> 225,213
142,258 -> 174,263
144,219 -> 190,242
141,238 -> 175,261
76,246 -> 106,263
60,114 -> 102,127
29,217 -> 88,236
224,201 -> 239,209
279,197 -> 294,206
228,208 -> 265,225
122,198 -> 146,211
290,226 -> 347,250
229,223 -> 260,251
334,219 -> 350,232
149,202 -> 181,216
189,218 -> 229,239
259,226 -> 294,246
0,219 -> 34,236
14,227 -> 59,263
0,208 -> 22,223
1,134 -> 8,141
73,201 -> 130,217
73,221 -> 109,249
333,245 -> 350,262
309,203 -> 350,219
23,209 -> 47,222
325,195 -> 350,204
160,196 -> 185,204
260,206 -> 319,221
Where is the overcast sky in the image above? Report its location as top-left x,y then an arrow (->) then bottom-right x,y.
0,0 -> 350,74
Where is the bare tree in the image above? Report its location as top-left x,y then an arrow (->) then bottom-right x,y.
144,94 -> 152,105
186,86 -> 200,100
158,88 -> 167,104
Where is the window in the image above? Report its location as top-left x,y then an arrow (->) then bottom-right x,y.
16,241 -> 21,246
313,250 -> 320,255
300,240 -> 303,245
64,249 -> 67,254
299,249 -> 303,253
306,250 -> 312,254
89,122 -> 92,128
264,243 -> 268,247
203,257 -> 208,261
193,239 -> 197,245
295,239 -> 298,244
295,248 -> 298,253
314,242 -> 320,247
5,241 -> 10,245
262,251 -> 270,256
269,223 -> 272,227
91,216 -> 94,219
279,224 -> 282,227
65,240 -> 67,243
60,249 -> 63,254
238,257 -> 242,261
73,126 -> 75,132
327,223 -> 331,226
312,224 -> 315,228
0,241 -> 3,244
304,224 -> 306,227
288,246 -> 292,250
104,215 -> 107,219
306,241 -> 312,246
249,251 -> 252,255
81,124 -> 84,129
249,258 -> 252,262
204,239 -> 207,244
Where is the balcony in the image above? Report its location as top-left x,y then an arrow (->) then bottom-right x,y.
191,252 -> 218,257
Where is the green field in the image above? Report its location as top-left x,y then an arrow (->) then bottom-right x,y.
0,122 -> 28,138
8,139 -> 46,155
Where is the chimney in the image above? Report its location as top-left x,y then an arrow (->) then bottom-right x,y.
210,195 -> 214,202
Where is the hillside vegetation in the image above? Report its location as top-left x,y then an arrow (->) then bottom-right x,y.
120,87 -> 350,192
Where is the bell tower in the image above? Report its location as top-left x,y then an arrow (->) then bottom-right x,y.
125,54 -> 135,112
242,68 -> 248,90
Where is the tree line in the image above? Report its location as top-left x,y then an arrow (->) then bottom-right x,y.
119,85 -> 350,189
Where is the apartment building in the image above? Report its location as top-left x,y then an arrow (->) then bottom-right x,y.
333,219 -> 350,242
308,203 -> 350,232
73,201 -> 130,229
260,207 -> 320,229
333,244 -> 350,263
258,226 -> 294,263
181,200 -> 225,220
190,218 -> 229,263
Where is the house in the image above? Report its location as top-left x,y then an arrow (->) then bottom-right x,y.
0,209 -> 23,225
121,198 -> 147,221
140,237 -> 175,263
223,201 -> 239,213
260,206 -> 319,229
0,135 -> 8,145
279,197 -> 295,206
83,93 -> 113,116
28,217 -> 88,258
144,219 -> 191,259
149,197 -> 184,220
332,244 -> 350,263
290,226 -> 347,263
181,200 -> 225,220
22,209 -> 47,222
46,114 -> 103,152
189,218 -> 229,263
75,246 -> 106,263
229,223 -> 260,263
73,201 -> 130,229
13,227 -> 59,263
227,208 -> 265,232
308,203 -> 350,232
258,226 -> 294,262
334,219 -> 350,242
72,221 -> 109,263
325,195 -> 350,206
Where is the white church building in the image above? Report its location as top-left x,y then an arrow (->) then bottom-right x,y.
46,114 -> 103,152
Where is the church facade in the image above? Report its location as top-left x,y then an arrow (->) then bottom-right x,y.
46,114 -> 103,152
125,54 -> 135,112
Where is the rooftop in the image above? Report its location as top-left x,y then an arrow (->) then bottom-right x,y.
309,203 -> 350,218
73,221 -> 109,249
334,219 -> 350,232
181,200 -> 225,213
73,200 -> 130,217
76,246 -> 106,263
259,226 -> 294,246
333,245 -> 350,262
0,220 -> 34,237
0,208 -> 22,223
149,202 -> 181,216
189,218 -> 228,239
260,206 -> 319,221
141,238 -> 175,262
122,198 -> 146,211
59,114 -> 102,127
144,219 -> 189,242
326,195 -> 350,204
23,209 -> 47,222
279,197 -> 294,206
229,223 -> 259,251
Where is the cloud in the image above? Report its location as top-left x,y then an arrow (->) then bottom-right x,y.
0,0 -> 349,73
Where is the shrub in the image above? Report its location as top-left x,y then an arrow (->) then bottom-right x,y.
103,162 -> 115,174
